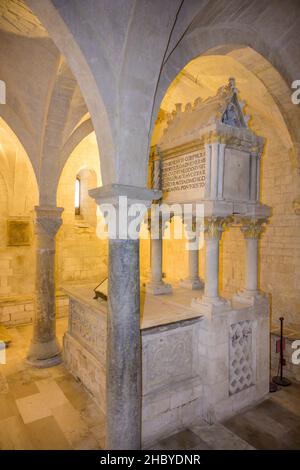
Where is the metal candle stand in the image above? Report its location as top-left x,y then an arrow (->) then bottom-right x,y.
272,317 -> 291,387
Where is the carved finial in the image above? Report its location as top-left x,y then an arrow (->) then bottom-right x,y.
228,77 -> 236,90
193,97 -> 202,108
175,103 -> 182,113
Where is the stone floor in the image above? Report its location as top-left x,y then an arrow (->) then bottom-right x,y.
152,383 -> 300,450
1,318 -> 300,450
0,318 -> 106,450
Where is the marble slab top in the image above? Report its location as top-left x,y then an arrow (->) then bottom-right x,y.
62,283 -> 203,331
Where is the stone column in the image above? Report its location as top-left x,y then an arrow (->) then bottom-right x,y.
240,218 -> 265,296
203,217 -> 225,301
180,217 -> 204,290
107,236 -> 141,449
146,212 -> 172,295
191,216 -> 229,313
89,184 -> 161,450
27,205 -> 63,367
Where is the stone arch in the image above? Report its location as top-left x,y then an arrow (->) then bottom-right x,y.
56,131 -> 101,221
0,171 -> 8,217
0,116 -> 39,299
153,26 -> 300,168
59,118 -> 94,185
27,0 -> 116,186
75,167 -> 98,227
0,105 -> 39,182
0,116 -> 39,208
56,132 -> 107,286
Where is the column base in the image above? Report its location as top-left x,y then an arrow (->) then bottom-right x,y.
191,295 -> 231,315
145,281 -> 172,295
179,277 -> 204,290
26,337 -> 62,368
232,289 -> 265,306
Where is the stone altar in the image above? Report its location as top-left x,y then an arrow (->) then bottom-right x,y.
63,283 -> 269,447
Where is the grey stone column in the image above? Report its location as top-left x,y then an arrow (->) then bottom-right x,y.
107,237 -> 141,448
27,205 -> 63,367
89,184 -> 161,450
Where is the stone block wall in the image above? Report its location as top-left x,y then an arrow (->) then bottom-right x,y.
0,257 -> 13,295
0,293 -> 69,326
56,224 -> 107,284
0,159 -> 37,298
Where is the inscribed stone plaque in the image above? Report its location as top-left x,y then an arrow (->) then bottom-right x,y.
7,219 -> 31,246
162,149 -> 206,193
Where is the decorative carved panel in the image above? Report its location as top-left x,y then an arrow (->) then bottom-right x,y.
142,328 -> 194,394
69,299 -> 106,365
229,320 -> 254,395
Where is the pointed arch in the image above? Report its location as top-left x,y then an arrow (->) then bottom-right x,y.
154,22 -> 300,168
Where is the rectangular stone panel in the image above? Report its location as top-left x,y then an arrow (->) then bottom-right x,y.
7,219 -> 32,246
223,148 -> 250,201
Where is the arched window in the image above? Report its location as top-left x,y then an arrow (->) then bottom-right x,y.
75,176 -> 81,215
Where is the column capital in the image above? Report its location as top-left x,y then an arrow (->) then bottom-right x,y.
204,216 -> 231,240
34,205 -> 64,238
240,217 -> 266,239
182,214 -> 204,240
148,212 -> 173,234
89,184 -> 162,240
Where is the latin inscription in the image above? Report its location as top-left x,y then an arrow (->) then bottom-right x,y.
162,150 -> 206,192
